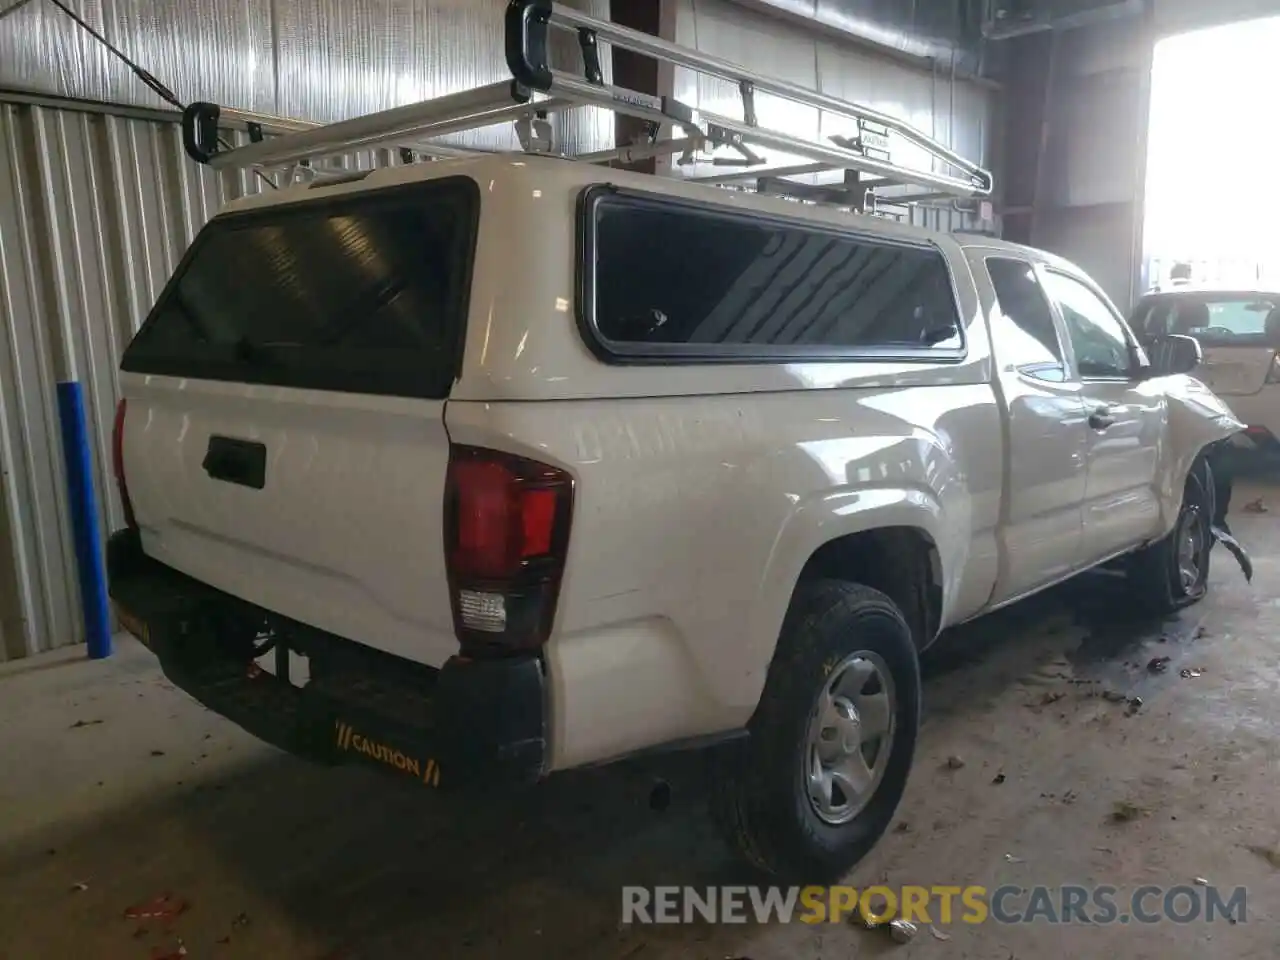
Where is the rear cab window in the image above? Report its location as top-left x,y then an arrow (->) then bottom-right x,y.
122,176 -> 480,399
578,187 -> 964,363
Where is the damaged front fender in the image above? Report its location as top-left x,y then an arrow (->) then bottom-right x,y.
1161,375 -> 1253,580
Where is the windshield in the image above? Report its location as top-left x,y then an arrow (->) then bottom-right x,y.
122,176 -> 479,399
1132,294 -> 1280,348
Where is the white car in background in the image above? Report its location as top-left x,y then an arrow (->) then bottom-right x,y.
1131,288 -> 1280,454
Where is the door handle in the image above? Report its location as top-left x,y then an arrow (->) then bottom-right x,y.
1088,407 -> 1116,431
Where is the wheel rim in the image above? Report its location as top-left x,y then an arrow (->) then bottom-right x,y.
1176,505 -> 1207,592
802,650 -> 896,826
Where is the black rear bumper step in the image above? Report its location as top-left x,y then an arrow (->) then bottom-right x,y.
106,529 -> 546,789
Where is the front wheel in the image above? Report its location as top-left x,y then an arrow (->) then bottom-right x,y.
709,580 -> 921,883
1129,459 -> 1214,614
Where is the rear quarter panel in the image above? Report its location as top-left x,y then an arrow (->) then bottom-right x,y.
446,188 -> 1005,767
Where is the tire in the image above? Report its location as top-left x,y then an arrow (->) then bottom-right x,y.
710,579 -> 921,883
1129,457 -> 1214,615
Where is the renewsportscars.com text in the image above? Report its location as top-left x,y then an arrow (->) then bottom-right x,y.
621,884 -> 1247,926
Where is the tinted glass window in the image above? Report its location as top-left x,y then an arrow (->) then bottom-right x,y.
1043,271 -> 1132,379
123,178 -> 478,399
986,257 -> 1065,381
587,193 -> 963,357
1133,295 -> 1279,347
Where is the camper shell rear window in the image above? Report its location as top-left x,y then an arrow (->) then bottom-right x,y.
122,176 -> 479,399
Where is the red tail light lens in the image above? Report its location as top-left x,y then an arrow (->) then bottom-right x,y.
112,398 -> 137,529
444,445 -> 573,656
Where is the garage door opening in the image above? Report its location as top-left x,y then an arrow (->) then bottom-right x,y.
1142,15 -> 1280,292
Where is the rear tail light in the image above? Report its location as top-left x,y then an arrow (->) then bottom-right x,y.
112,398 -> 137,529
1266,352 -> 1280,384
444,445 -> 573,657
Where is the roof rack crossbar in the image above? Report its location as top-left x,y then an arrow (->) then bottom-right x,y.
180,0 -> 993,204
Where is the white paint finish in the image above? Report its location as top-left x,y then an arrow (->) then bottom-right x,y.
444,380 -> 1003,766
1197,346 -> 1276,398
964,249 -> 1090,603
1075,379 -> 1166,562
121,374 -> 459,666
107,153 -> 1246,772
1214,387 -> 1280,439
545,618 -> 728,771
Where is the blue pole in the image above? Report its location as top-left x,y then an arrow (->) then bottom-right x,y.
56,381 -> 112,659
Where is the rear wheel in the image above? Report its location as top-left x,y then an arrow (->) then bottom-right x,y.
710,580 -> 920,882
1130,458 -> 1214,614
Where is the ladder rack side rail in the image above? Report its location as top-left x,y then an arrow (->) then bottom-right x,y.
534,1 -> 992,191
216,106 -> 498,161
696,111 -> 982,197
197,81 -> 545,170
539,70 -> 981,197
227,97 -> 575,171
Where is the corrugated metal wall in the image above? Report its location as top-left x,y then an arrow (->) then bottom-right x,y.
0,102 -> 257,660
0,0 -> 997,661
0,0 -> 610,141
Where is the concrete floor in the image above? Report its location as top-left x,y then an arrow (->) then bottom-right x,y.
2,486 -> 1280,960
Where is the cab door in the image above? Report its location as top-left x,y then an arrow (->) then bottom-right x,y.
1040,268 -> 1165,565
974,254 -> 1089,605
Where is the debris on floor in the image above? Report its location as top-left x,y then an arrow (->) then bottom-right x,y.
68,719 -> 104,729
888,919 -> 918,943
991,772 -> 1006,784
123,894 -> 189,922
893,820 -> 911,834
1245,843 -> 1280,869
1030,691 -> 1066,707
1126,697 -> 1144,717
1180,668 -> 1203,679
1243,498 -> 1268,514
70,881 -> 89,893
1109,801 -> 1149,824
1147,656 -> 1172,674
930,924 -> 952,942
150,750 -> 166,757
1194,877 -> 1209,886
944,755 -> 965,770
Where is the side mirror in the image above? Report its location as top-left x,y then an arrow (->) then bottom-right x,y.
1146,334 -> 1203,377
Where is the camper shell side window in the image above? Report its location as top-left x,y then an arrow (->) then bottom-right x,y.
576,185 -> 966,365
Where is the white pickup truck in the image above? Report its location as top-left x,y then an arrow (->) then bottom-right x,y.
105,4 -> 1250,883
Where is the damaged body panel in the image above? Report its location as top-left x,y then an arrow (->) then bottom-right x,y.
1159,375 -> 1253,581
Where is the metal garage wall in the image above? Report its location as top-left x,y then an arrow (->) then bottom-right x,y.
0,0 -> 612,150
1035,17 -> 1153,312
668,0 -> 998,233
0,100 -> 268,660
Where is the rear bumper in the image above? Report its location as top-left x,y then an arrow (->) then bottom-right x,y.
106,528 -> 546,789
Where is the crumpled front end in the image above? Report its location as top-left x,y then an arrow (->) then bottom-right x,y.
1162,375 -> 1252,581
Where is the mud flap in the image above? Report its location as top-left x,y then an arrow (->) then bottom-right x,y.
1204,440 -> 1254,583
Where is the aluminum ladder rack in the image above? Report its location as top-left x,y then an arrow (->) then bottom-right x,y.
180,0 -> 993,208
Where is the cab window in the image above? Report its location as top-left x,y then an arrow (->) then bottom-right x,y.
1043,271 -> 1132,380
